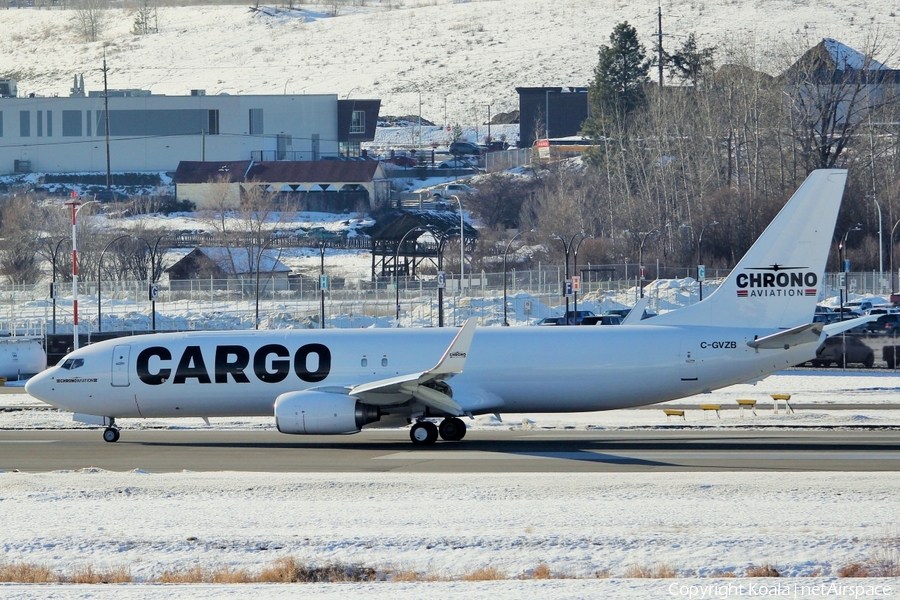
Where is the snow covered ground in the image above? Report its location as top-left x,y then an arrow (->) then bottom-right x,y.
2,371 -> 900,597
2,0 -> 899,126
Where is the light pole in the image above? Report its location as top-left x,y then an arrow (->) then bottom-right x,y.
132,237 -> 160,330
485,102 -> 492,143
97,234 -> 132,333
63,199 -> 97,350
255,237 -> 280,330
394,227 -> 424,326
310,234 -> 330,329
551,232 -> 585,324
451,195 -> 465,294
638,229 -> 659,299
890,217 -> 900,293
871,196 -> 884,292
838,224 -> 863,321
697,220 -> 719,301
502,230 -> 529,326
572,233 -> 592,316
400,80 -> 423,151
435,229 -> 452,328
147,233 -> 173,330
49,237 -> 69,335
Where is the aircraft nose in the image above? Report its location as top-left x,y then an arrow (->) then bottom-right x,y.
24,369 -> 55,405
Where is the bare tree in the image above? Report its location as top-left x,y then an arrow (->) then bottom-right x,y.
71,0 -> 109,42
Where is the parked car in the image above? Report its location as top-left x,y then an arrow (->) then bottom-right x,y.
383,155 -> 417,168
580,315 -> 622,325
535,317 -> 562,326
562,310 -> 596,325
431,183 -> 477,199
865,314 -> 900,336
844,300 -> 874,315
486,140 -> 510,152
449,141 -> 482,156
438,157 -> 476,169
811,336 -> 874,368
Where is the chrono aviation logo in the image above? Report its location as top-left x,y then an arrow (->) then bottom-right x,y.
735,264 -> 818,298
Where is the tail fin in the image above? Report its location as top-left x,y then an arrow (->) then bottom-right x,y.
652,169 -> 847,330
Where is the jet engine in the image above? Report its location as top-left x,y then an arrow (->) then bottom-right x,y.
274,391 -> 380,434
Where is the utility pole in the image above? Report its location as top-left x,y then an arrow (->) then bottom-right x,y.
657,3 -> 664,87
102,51 -> 111,192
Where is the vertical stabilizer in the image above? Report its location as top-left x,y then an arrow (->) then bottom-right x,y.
651,169 -> 847,330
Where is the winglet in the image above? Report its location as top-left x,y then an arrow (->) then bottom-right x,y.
421,318 -> 477,378
620,296 -> 650,325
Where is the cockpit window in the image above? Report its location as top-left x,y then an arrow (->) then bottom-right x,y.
60,358 -> 84,370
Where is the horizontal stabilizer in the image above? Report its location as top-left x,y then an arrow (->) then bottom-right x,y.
823,315 -> 877,337
747,322 -> 823,350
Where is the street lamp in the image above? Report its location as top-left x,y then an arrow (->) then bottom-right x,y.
890,217 -> 900,293
871,196 -> 884,292
551,232 -> 586,324
838,224 -> 863,321
97,234 -> 133,333
502,229 -> 532,326
451,195 -> 465,295
400,80 -> 423,150
63,199 -> 97,350
309,233 -> 331,329
435,229 -> 453,328
48,237 -> 69,335
255,237 -> 281,330
637,229 -> 659,299
394,227 -> 425,326
573,233 -> 593,316
697,220 -> 719,301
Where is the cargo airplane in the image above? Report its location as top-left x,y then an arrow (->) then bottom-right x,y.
26,169 -> 864,445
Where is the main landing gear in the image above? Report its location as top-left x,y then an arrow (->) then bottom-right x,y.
409,417 -> 467,445
102,418 -> 120,443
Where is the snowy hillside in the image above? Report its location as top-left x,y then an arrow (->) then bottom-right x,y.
2,0 -> 898,128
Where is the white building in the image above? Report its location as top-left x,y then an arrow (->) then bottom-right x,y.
0,84 -> 380,174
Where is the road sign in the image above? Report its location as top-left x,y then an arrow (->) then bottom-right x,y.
320,274 -> 329,290
571,275 -> 581,292
437,271 -> 446,289
148,284 -> 159,301
639,266 -> 646,279
564,279 -> 573,297
698,265 -> 706,281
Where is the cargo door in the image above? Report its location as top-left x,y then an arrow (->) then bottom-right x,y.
111,344 -> 130,387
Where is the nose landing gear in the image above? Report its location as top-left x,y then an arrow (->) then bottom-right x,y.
102,418 -> 120,443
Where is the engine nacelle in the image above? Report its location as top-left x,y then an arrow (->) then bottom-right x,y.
274,391 -> 379,435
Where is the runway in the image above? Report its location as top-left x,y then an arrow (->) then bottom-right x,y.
2,428 -> 900,473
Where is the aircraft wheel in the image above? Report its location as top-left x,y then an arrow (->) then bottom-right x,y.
439,417 -> 467,441
409,421 -> 438,445
102,427 -> 120,443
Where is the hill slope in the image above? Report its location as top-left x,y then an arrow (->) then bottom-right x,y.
2,0 -> 897,127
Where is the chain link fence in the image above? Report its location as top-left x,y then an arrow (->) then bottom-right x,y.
0,267 -> 888,335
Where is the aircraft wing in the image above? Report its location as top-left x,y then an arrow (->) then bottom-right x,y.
746,322 -> 823,349
348,319 -> 477,416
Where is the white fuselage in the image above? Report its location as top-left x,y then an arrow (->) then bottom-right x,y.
25,324 -> 814,420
